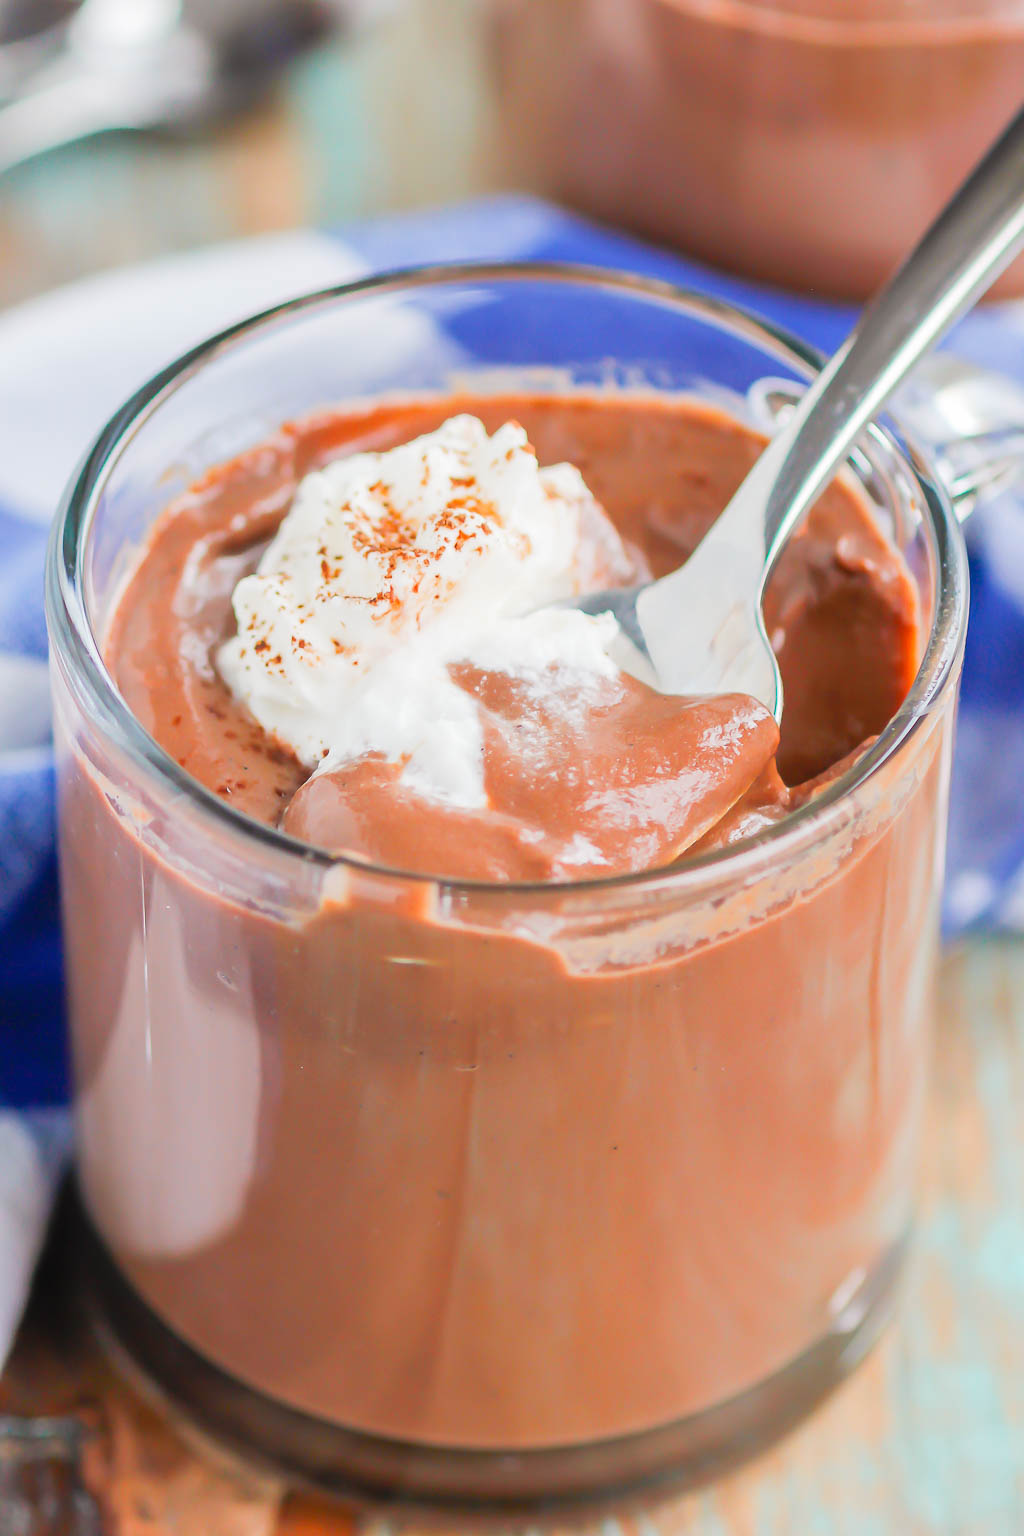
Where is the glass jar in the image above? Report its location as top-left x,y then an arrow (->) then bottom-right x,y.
46,267 -> 967,1504
491,0 -> 1024,299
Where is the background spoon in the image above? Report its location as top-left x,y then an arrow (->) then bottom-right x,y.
0,0 -> 360,175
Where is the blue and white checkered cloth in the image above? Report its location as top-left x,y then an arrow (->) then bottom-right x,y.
3,196 -> 1024,1361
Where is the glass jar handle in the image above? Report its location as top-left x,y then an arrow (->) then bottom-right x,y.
893,354 -> 1024,522
750,356 -> 1024,525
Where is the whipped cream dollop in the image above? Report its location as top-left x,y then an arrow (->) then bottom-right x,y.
218,415 -> 638,807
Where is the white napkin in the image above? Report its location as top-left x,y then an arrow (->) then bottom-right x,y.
0,228 -> 367,1371
0,230 -> 367,523
0,1111 -> 72,1357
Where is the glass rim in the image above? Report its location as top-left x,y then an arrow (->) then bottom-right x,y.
45,259 -> 969,900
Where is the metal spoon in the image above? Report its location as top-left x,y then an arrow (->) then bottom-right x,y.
0,0 -> 69,40
572,105 -> 1024,721
0,0 -> 352,175
0,1 -> 77,101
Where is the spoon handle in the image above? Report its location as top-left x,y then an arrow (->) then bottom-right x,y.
757,103 -> 1024,578
636,105 -> 1024,712
0,71 -> 133,175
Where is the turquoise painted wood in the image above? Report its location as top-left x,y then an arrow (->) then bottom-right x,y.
0,0 -> 497,308
0,3 -> 1021,1528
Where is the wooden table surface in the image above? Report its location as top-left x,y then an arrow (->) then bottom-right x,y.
1,3 -> 1022,1531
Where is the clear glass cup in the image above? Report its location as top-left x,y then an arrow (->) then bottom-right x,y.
491,0 -> 1024,299
46,267 -> 968,1505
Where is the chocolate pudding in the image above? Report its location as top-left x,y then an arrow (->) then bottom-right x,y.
492,0 -> 1024,299
57,392 -> 948,1465
105,396 -> 919,866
